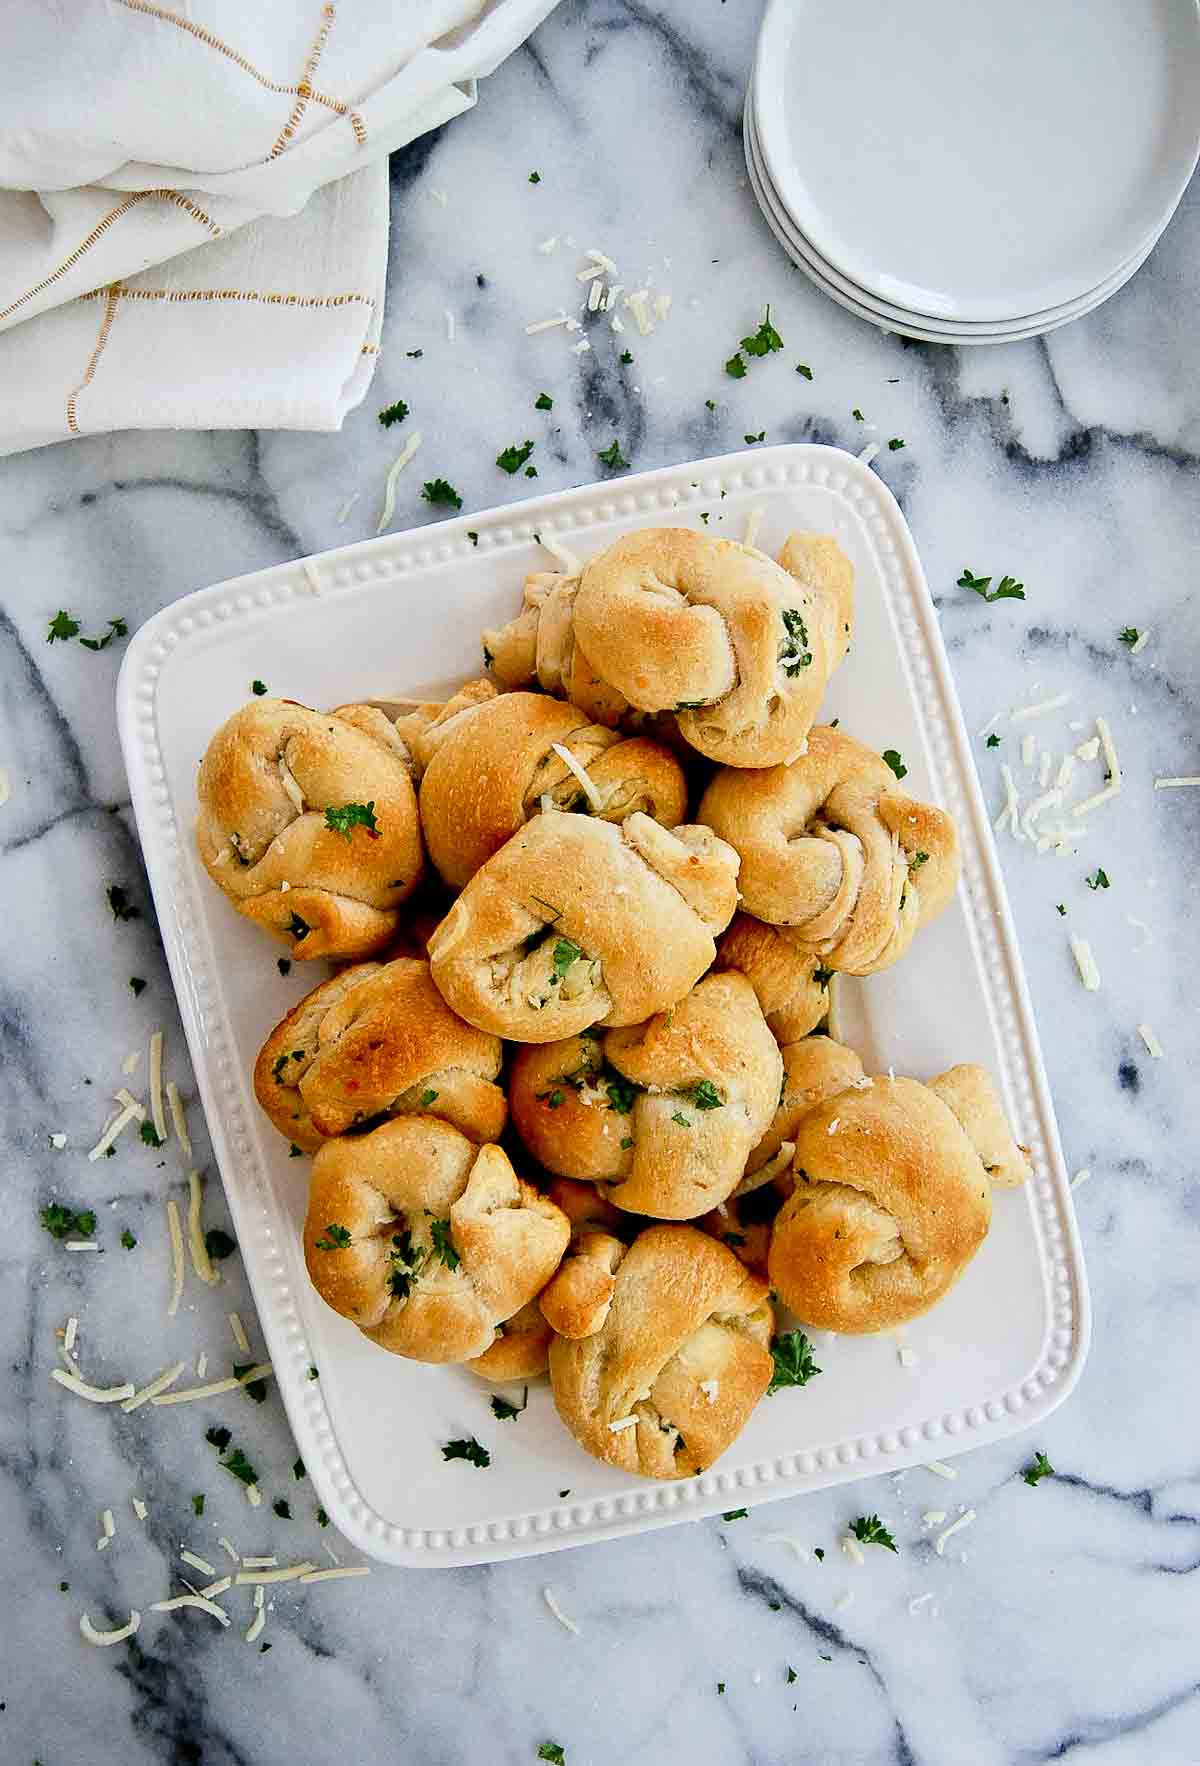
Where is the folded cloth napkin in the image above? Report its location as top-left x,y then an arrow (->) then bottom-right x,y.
0,0 -> 559,457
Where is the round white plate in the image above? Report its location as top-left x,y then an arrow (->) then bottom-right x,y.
744,87 -> 1156,335
753,0 -> 1200,322
744,99 -> 1162,342
744,113 -> 1157,344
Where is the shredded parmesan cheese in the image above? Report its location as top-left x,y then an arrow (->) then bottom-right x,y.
1071,1167 -> 1093,1188
923,1460 -> 958,1481
50,1369 -> 135,1404
897,1346 -> 918,1368
524,314 -> 570,334
132,1498 -> 148,1521
114,1087 -> 146,1119
607,1415 -> 639,1433
234,1562 -> 318,1586
444,308 -> 455,342
1070,935 -> 1101,991
699,1380 -> 719,1403
186,1171 -> 218,1286
537,236 -> 559,255
245,1601 -> 266,1644
63,1316 -> 78,1352
301,558 -> 323,596
181,1549 -> 217,1577
166,1083 -> 192,1158
841,1534 -> 865,1566
1074,736 -> 1100,761
1096,716 -> 1121,789
376,429 -> 424,535
742,506 -> 765,549
1021,732 -> 1036,768
65,1240 -> 100,1251
217,1537 -> 240,1563
542,1586 -> 581,1634
934,1509 -> 977,1555
550,742 -> 606,811
1154,775 -> 1200,789
149,1031 -> 167,1142
336,491 -> 360,525
908,1593 -> 936,1615
241,1556 -> 277,1570
299,1566 -> 370,1584
122,1361 -> 186,1412
1137,1024 -> 1164,1058
229,1311 -> 251,1355
537,533 -> 581,573
152,1364 -> 272,1407
151,1594 -> 230,1626
199,1576 -> 232,1600
857,442 -> 880,466
994,763 -> 1022,838
166,1198 -> 185,1318
88,1099 -> 142,1161
1129,629 -> 1150,653
196,1353 -> 207,1379
921,1510 -> 947,1526
80,1610 -> 140,1646
1011,693 -> 1071,722
246,1484 -> 262,1508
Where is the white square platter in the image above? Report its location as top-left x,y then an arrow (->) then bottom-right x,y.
116,443 -> 1090,1568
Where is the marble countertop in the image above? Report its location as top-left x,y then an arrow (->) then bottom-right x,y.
4,3 -> 1199,1762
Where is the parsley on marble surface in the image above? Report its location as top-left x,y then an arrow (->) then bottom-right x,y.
958,567 -> 1025,602
597,439 -> 629,470
106,884 -> 139,921
850,1514 -> 897,1552
205,1228 -> 236,1261
377,400 -> 409,428
497,439 -> 535,474
1023,1450 -> 1055,1486
422,478 -> 463,509
40,1203 -> 97,1240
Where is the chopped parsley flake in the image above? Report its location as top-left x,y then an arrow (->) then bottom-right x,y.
528,171 -> 541,184
744,430 -> 765,444
120,1228 -> 137,1250
888,438 -> 905,451
882,748 -> 908,780
597,439 -> 630,470
429,1216 -> 460,1271
40,1203 -> 97,1240
671,1110 -> 692,1129
78,617 -> 128,653
795,363 -> 813,380
725,353 -> 747,379
1056,903 -> 1067,915
324,800 -> 379,841
491,1387 -> 528,1421
620,349 -> 633,365
418,1088 -> 440,1108
534,392 -> 553,411
315,1223 -> 352,1251
129,976 -> 146,995
546,1089 -> 565,1109
958,567 -> 1025,603
768,1330 -> 821,1393
191,1494 -> 205,1517
442,1436 -> 490,1468
1085,868 -> 1110,891
852,408 -> 865,422
620,1135 -> 634,1150
406,348 -> 423,359
850,1514 -> 897,1552
234,1362 -> 268,1403
377,399 -> 409,428
537,1747 -> 565,1765
287,912 -> 311,942
741,306 -> 784,357
908,851 -> 930,872
780,607 -> 812,675
250,679 -> 268,696
985,733 -> 1001,748
388,1230 -> 425,1299
204,1228 -> 237,1262
497,439 -> 535,474
139,1121 -> 164,1148
422,478 -> 463,509
293,1458 -> 306,1481
687,1079 -> 723,1110
289,1143 -> 302,1158
317,1506 -> 329,1525
787,1666 -> 797,1683
220,1446 -> 258,1488
722,1508 -> 748,1521
605,1074 -> 639,1114
1118,627 -> 1140,646
273,1499 -> 291,1519
1022,1450 -> 1055,1486
205,1425 -> 231,1453
812,964 -> 835,988
551,938 -> 583,980
47,609 -> 81,643
106,884 -> 140,922
467,531 -> 479,547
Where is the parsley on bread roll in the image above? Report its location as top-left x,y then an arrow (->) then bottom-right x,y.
482,526 -> 853,767
196,697 -> 424,960
407,684 -> 688,890
769,1068 -> 1028,1333
547,1224 -> 774,1479
509,972 -> 782,1219
253,957 -> 506,1154
304,1119 -> 569,1362
426,810 -> 739,1042
699,724 -> 960,974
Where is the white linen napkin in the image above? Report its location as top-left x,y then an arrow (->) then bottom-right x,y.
0,0 -> 559,457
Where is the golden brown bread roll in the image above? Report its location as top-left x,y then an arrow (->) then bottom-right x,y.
411,686 -> 688,889
196,697 -> 424,960
698,725 -> 960,974
713,912 -> 831,1043
547,1224 -> 774,1479
741,1033 -> 866,1188
464,1299 -> 552,1382
426,810 -> 739,1041
509,973 -> 782,1219
482,527 -> 853,767
926,1063 -> 1031,1188
768,1069 -> 1024,1333
253,958 -> 506,1153
304,1119 -> 569,1362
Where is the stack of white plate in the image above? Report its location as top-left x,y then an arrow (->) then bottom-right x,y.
747,0 -> 1200,345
